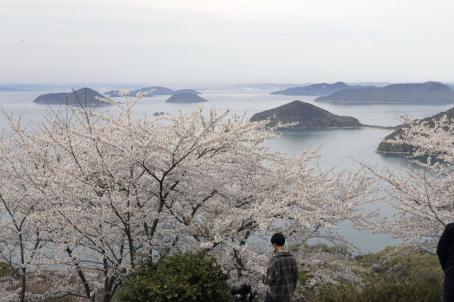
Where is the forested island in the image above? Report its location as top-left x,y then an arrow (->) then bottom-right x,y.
166,92 -> 208,103
33,88 -> 109,106
250,100 -> 362,129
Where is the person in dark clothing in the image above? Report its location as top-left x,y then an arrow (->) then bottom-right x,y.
437,223 -> 454,302
263,233 -> 298,302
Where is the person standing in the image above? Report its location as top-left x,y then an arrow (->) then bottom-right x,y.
437,223 -> 454,302
264,233 -> 298,302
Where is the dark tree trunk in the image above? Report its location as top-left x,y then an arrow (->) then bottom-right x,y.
20,267 -> 26,302
19,232 -> 26,302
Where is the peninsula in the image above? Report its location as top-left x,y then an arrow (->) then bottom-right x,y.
377,106 -> 454,154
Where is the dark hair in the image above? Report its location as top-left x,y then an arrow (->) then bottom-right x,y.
271,233 -> 285,246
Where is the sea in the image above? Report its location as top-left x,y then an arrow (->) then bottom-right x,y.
1,89 -> 452,253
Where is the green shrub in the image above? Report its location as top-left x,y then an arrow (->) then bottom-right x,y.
118,252 -> 232,302
303,247 -> 443,302
0,262 -> 11,278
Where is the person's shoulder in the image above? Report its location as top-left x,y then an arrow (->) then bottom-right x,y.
274,252 -> 296,261
445,223 -> 454,230
269,254 -> 279,264
288,253 -> 297,263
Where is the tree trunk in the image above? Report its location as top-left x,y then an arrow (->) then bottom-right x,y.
19,232 -> 26,302
20,267 -> 26,302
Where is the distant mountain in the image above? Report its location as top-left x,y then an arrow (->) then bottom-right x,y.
271,82 -> 352,96
0,83 -> 144,92
173,89 -> 200,95
377,106 -> 454,154
0,87 -> 22,92
250,101 -> 361,129
166,92 -> 208,104
34,88 -> 109,106
316,82 -> 454,104
0,84 -> 68,92
219,83 -> 306,90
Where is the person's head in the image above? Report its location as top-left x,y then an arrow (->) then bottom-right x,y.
271,233 -> 285,251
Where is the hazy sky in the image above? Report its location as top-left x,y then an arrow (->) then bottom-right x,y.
1,0 -> 454,86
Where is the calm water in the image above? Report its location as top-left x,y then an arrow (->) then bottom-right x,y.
0,89 -> 452,253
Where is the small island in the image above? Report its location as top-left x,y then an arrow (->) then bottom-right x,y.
377,106 -> 454,154
166,92 -> 208,104
316,82 -> 454,104
250,100 -> 362,129
130,86 -> 174,97
271,82 -> 352,96
34,88 -> 109,106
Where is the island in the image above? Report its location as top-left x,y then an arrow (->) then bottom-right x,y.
104,86 -> 174,97
130,86 -> 174,97
104,89 -> 128,97
104,87 -> 201,98
153,112 -> 168,117
377,106 -> 454,154
316,82 -> 454,104
249,100 -> 362,129
166,92 -> 208,104
34,88 -> 109,106
271,82 -> 352,96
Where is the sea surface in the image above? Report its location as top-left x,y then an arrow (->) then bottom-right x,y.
1,89 -> 452,253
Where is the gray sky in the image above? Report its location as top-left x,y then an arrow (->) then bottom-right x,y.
1,0 -> 454,86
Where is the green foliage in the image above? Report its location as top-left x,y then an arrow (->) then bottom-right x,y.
307,243 -> 353,257
303,246 -> 443,302
0,262 -> 11,278
118,252 -> 232,302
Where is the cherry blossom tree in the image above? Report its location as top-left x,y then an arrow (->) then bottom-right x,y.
0,101 -> 375,300
371,114 -> 454,250
0,118 -> 52,302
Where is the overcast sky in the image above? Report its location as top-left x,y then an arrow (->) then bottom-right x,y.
1,0 -> 454,86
